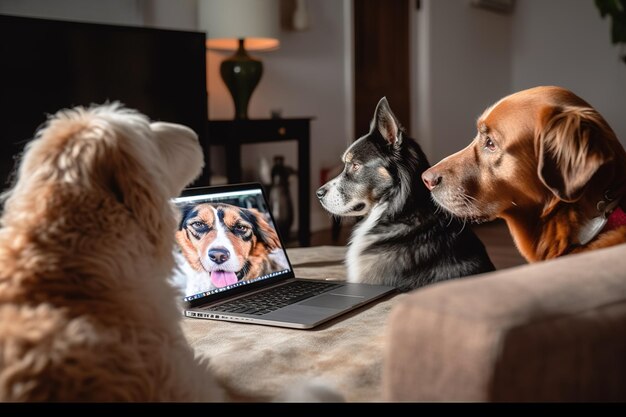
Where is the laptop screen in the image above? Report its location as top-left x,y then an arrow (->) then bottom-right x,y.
170,184 -> 293,302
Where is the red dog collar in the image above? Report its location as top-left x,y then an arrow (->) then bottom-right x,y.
602,205 -> 626,233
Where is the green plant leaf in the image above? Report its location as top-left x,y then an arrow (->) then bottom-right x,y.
596,0 -> 626,45
613,14 -> 626,43
595,0 -> 612,17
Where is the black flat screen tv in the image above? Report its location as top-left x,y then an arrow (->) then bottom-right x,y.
0,14 -> 210,190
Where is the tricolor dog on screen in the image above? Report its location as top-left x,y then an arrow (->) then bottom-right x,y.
174,202 -> 287,296
316,97 -> 495,291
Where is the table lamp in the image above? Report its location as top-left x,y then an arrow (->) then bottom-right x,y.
198,0 -> 280,120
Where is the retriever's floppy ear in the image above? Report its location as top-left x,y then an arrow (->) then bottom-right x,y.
536,106 -> 615,202
371,97 -> 403,146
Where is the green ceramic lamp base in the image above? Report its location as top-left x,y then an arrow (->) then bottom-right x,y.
220,38 -> 263,119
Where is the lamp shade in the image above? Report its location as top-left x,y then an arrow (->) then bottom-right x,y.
198,0 -> 280,51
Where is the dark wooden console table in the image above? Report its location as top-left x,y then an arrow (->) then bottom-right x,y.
207,118 -> 312,247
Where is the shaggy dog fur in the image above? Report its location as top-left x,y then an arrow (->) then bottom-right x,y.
0,104 -> 227,401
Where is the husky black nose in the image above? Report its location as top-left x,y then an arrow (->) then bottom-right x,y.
422,169 -> 442,191
208,248 -> 230,264
316,186 -> 328,199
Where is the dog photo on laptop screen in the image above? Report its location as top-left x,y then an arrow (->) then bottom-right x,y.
171,191 -> 290,299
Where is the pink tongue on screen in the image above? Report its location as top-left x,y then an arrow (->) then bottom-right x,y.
211,271 -> 238,288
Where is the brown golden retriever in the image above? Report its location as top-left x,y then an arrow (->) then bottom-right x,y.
422,86 -> 626,262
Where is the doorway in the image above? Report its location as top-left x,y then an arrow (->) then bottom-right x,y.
353,0 -> 411,136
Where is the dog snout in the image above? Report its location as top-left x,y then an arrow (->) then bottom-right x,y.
316,185 -> 328,199
422,169 -> 442,191
208,248 -> 230,265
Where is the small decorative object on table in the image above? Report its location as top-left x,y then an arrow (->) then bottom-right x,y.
269,155 -> 297,240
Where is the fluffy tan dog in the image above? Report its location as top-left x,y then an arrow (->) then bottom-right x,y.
0,104 -> 226,401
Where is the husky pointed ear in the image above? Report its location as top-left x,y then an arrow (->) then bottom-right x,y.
536,106 -> 615,202
371,97 -> 403,146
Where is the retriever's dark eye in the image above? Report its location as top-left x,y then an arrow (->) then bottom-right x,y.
352,163 -> 361,172
484,137 -> 496,152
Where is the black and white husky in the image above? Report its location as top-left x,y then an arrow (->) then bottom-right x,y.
316,97 -> 495,291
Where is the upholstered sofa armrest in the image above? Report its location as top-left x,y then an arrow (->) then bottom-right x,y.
383,244 -> 626,402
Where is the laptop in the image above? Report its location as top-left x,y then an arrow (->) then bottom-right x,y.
171,182 -> 396,329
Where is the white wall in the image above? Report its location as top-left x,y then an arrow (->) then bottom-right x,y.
0,0 -> 351,234
0,0 -> 142,26
416,0 -> 514,164
416,0 -> 626,163
4,0 -> 624,236
511,0 -> 626,147
206,0 -> 351,234
0,0 -> 198,30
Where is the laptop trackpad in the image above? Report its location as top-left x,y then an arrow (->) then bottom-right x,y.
299,293 -> 365,309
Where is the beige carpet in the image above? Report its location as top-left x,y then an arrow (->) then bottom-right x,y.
181,222 -> 525,401
182,246 -> 403,402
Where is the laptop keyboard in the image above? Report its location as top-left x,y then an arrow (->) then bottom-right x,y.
208,281 -> 342,316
